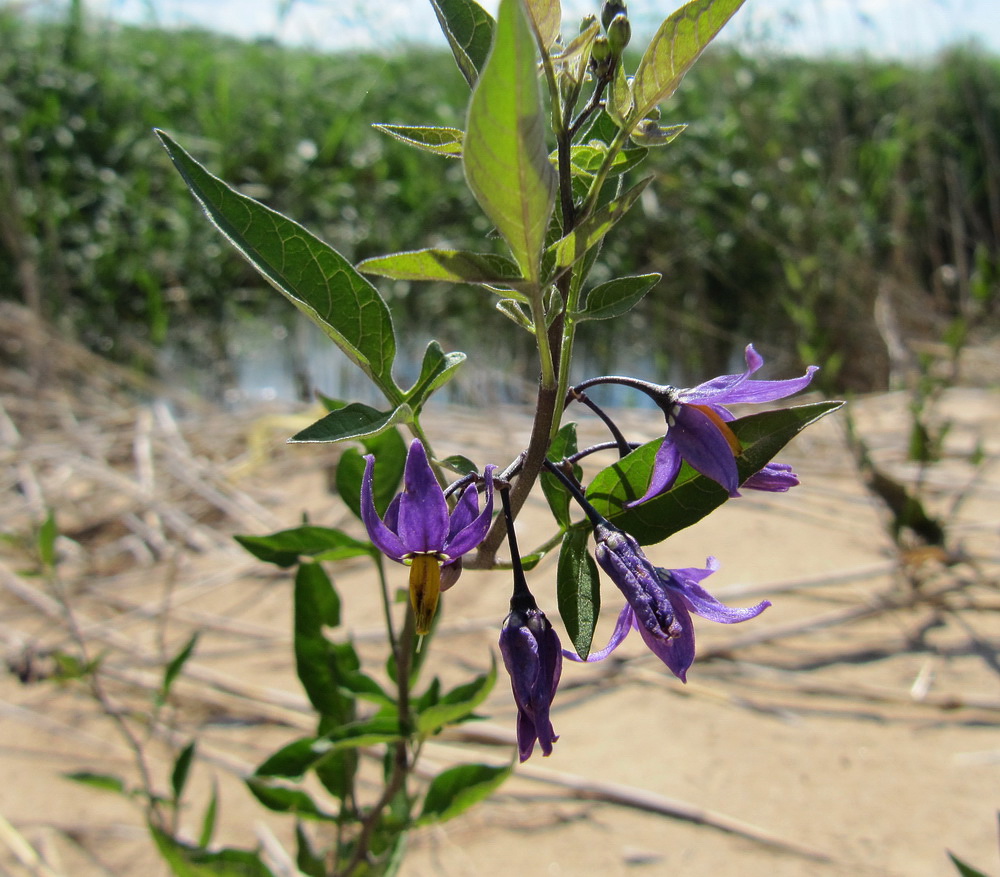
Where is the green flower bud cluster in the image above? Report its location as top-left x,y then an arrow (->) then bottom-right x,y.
590,1 -> 630,78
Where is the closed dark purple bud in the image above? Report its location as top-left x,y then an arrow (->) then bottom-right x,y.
499,605 -> 562,762
601,0 -> 627,31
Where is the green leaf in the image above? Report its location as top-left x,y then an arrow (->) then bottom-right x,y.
547,176 -> 651,273
335,425 -> 408,521
372,124 -> 464,157
64,771 -> 128,795
630,0 -> 746,124
236,526 -> 372,568
294,563 -> 352,721
198,781 -> 219,849
430,0 -> 496,87
539,423 -> 581,529
358,248 -> 522,286
587,401 -> 844,545
417,659 -> 497,735
406,340 -> 467,408
578,273 -> 661,321
161,633 -> 199,702
417,763 -> 512,826
37,510 -> 57,569
295,824 -> 325,877
244,778 -> 331,819
947,852 -> 991,877
564,143 -> 647,179
289,401 -> 412,443
148,824 -> 276,877
154,130 -> 399,401
607,55 -> 632,126
439,454 -> 480,476
171,741 -> 196,804
464,0 -> 557,284
557,528 -> 600,658
523,0 -> 561,49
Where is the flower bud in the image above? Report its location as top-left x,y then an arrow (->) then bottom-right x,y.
589,35 -> 614,77
601,0 -> 628,31
607,12 -> 631,54
579,12 -> 598,33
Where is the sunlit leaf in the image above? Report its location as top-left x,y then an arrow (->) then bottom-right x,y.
149,824 -> 276,877
417,658 -> 496,734
358,249 -> 522,286
372,123 -> 464,157
539,422 -> 581,528
64,771 -> 128,795
587,401 -> 843,544
406,340 -> 467,408
524,0 -> 562,49
578,273 -> 660,321
289,402 -> 412,443
464,0 -> 557,284
155,130 -> 400,402
630,0 -> 746,124
235,526 -> 372,568
430,0 -> 496,87
161,633 -> 198,702
417,762 -> 512,826
557,528 -> 600,658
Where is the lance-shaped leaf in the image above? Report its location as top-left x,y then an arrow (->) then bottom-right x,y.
587,401 -> 844,545
523,0 -> 562,50
358,249 -> 522,286
578,273 -> 661,321
630,0 -> 746,125
373,124 -> 464,157
155,130 -> 400,402
539,422 -> 581,528
431,0 -> 496,88
464,0 -> 557,284
417,763 -> 512,826
289,401 -> 412,444
236,526 -> 373,567
557,528 -> 601,658
416,659 -> 496,735
547,176 -> 651,273
149,825 -> 277,876
406,340 -> 467,408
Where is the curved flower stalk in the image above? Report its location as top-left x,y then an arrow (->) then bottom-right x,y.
578,523 -> 770,681
636,345 -> 817,503
362,439 -> 495,634
499,601 -> 562,761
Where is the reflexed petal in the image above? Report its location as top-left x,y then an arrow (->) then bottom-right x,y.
669,404 -> 741,496
446,483 -> 480,540
442,464 -> 496,558
743,461 -> 799,492
627,437 -> 682,507
360,454 -> 407,560
563,604 -> 636,662
683,344 -> 817,405
396,440 -> 450,553
660,563 -> 771,624
679,343 -> 764,400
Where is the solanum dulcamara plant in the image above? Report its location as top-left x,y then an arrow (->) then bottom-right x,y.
155,0 -> 841,873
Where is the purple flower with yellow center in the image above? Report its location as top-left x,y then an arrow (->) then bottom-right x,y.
573,523 -> 770,681
499,601 -> 562,762
637,344 -> 817,502
361,439 -> 495,634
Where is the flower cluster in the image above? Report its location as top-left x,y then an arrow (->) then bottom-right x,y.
360,347 -> 816,760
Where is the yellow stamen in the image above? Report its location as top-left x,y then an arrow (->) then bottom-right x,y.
407,554 -> 442,635
690,404 -> 742,455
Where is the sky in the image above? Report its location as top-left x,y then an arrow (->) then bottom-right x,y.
81,0 -> 999,58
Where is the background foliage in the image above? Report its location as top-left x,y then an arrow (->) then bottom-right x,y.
1,3 -> 998,391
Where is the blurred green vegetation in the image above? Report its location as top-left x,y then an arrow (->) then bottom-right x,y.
1,5 -> 997,392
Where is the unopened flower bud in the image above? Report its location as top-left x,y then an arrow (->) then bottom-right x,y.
601,0 -> 627,31
589,35 -> 614,77
607,12 -> 631,54
579,12 -> 598,33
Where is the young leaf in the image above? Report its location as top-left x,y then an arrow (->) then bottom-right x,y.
557,528 -> 600,658
236,526 -> 372,568
154,130 -> 400,402
245,778 -> 331,819
523,0 -> 561,50
358,249 -> 522,286
578,273 -> 661,321
406,340 -> 467,409
586,401 -> 844,545
171,741 -> 196,804
416,763 -> 512,826
430,0 -> 496,87
289,402 -> 412,443
947,852 -> 991,877
464,0 -> 557,284
372,124 -> 464,157
148,824 -> 277,877
64,771 -> 128,795
416,659 -> 497,735
161,633 -> 199,702
439,454 -> 480,476
37,510 -> 57,570
295,824 -> 326,877
198,781 -> 218,849
630,0 -> 746,125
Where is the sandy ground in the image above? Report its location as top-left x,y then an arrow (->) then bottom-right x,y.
1,386 -> 998,877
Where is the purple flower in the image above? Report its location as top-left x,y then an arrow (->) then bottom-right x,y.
361,439 -> 495,634
633,344 -> 817,504
743,461 -> 799,492
578,523 -> 769,681
499,603 -> 562,761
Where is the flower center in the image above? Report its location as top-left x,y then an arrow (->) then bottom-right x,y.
405,552 -> 446,635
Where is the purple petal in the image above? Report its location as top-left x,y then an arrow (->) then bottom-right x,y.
743,461 -> 799,492
669,404 -> 741,496
446,483 -> 480,539
563,605 -> 636,662
395,440 -> 450,554
660,562 -> 771,624
683,344 -> 817,406
634,596 -> 695,682
627,437 -> 682,507
442,464 -> 496,558
359,454 -> 407,560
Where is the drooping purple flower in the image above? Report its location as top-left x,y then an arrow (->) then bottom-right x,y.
578,523 -> 769,681
633,344 -> 817,504
361,439 -> 495,634
742,461 -> 799,492
499,602 -> 562,762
